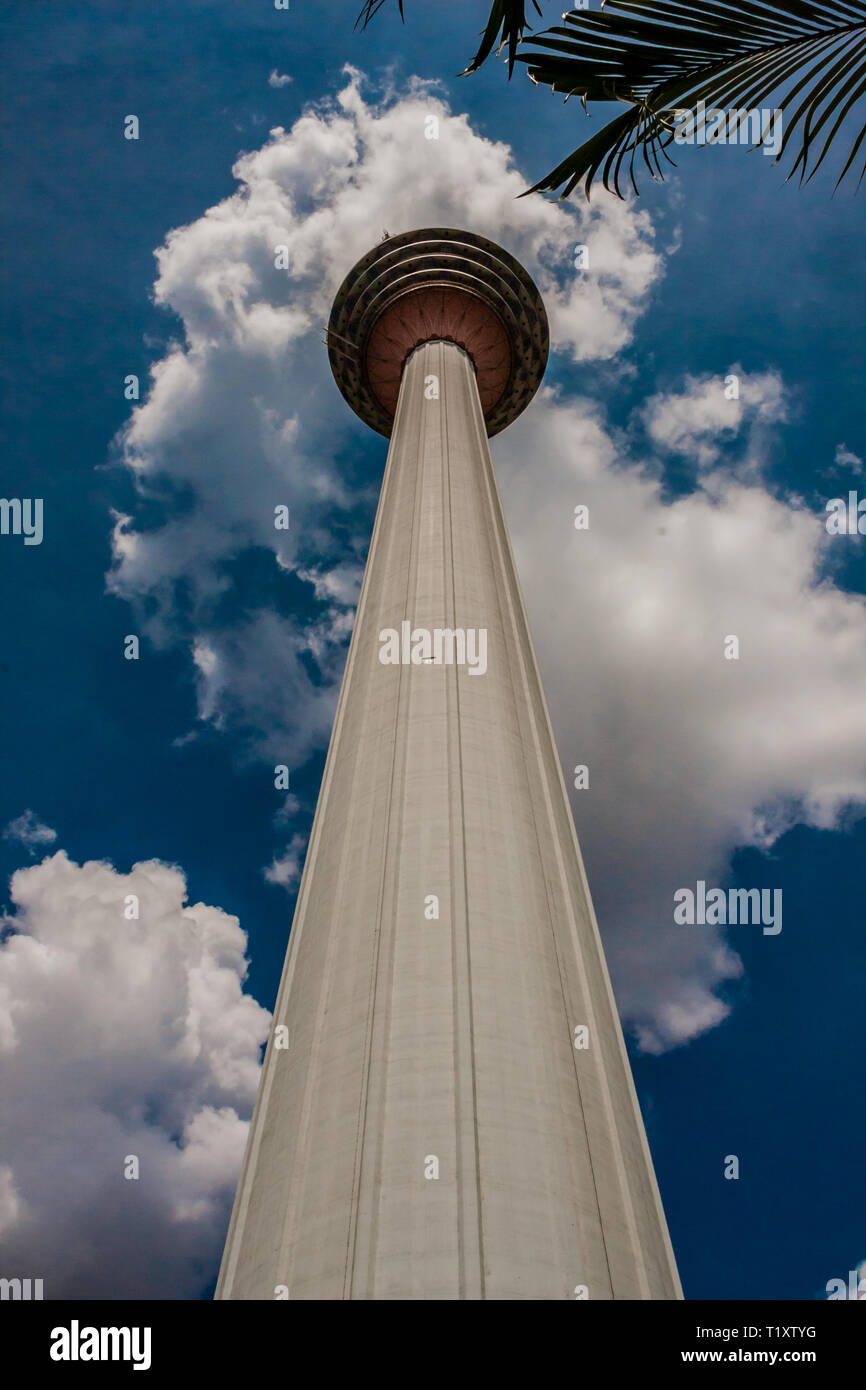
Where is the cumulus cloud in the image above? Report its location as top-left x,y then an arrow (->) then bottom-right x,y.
493,388 -> 866,1051
0,850 -> 269,1297
106,66 -> 669,931
2,810 -> 57,855
268,69 -> 292,88
108,67 -> 664,769
105,66 -> 866,1057
643,367 -> 788,472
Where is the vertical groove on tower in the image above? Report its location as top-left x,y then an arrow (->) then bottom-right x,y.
351,352 -> 425,1298
441,342 -> 486,1299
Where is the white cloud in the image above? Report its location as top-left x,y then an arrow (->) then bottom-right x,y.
3,810 -> 57,855
832,442 -> 863,475
0,850 -> 269,1297
108,68 -> 665,766
643,368 -> 788,472
263,832 -> 307,890
106,67 -> 866,1057
268,69 -> 293,88
493,388 -> 866,1051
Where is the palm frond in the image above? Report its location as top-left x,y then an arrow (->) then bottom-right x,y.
355,0 -> 542,76
461,1 -> 544,77
516,0 -> 866,198
355,0 -> 404,31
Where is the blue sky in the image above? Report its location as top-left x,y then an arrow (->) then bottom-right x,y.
1,0 -> 864,1300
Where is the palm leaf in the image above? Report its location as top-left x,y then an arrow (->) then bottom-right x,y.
461,1 -> 544,77
516,0 -> 866,198
355,0 -> 404,29
355,0 -> 542,76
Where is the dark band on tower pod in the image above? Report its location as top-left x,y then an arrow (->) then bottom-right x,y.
327,228 -> 549,439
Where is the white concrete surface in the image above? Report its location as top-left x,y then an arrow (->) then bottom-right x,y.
216,342 -> 682,1300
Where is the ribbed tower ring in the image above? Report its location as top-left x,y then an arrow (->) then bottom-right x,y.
327,228 -> 549,438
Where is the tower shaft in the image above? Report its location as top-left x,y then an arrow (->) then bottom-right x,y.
216,341 -> 681,1300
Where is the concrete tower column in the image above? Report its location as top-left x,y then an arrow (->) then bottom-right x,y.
216,230 -> 681,1301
